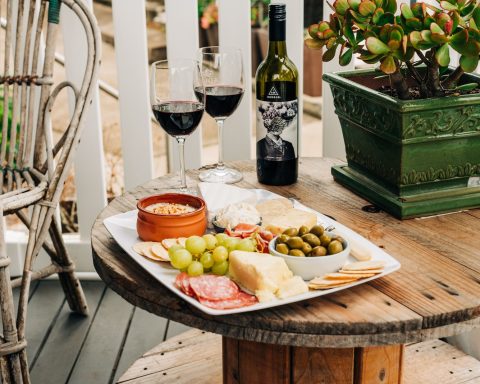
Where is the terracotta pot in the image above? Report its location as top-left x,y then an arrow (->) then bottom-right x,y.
137,194 -> 207,241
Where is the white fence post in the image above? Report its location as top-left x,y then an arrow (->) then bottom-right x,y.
112,0 -> 154,190
61,0 -> 107,243
217,0 -> 252,161
164,0 -> 203,171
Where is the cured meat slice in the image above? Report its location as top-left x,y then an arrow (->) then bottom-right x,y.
199,291 -> 258,309
189,275 -> 239,301
175,272 -> 195,297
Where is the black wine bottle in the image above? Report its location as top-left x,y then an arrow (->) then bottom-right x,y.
255,3 -> 299,185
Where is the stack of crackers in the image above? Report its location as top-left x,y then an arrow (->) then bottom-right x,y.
132,238 -> 186,263
308,260 -> 386,290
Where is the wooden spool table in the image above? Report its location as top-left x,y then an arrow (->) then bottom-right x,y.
92,158 -> 480,384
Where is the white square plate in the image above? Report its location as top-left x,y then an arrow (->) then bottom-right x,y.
103,189 -> 401,316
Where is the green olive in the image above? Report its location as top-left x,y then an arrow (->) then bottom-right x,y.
310,225 -> 325,237
287,236 -> 304,249
319,233 -> 332,247
328,240 -> 344,255
301,233 -> 320,247
289,249 -> 305,257
311,246 -> 328,256
298,225 -> 310,237
276,234 -> 289,245
301,243 -> 312,255
276,243 -> 289,255
332,235 -> 345,244
283,227 -> 299,237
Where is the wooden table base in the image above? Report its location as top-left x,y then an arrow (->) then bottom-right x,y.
222,337 -> 404,384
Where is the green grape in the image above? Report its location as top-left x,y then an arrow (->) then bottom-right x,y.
211,260 -> 229,276
212,246 -> 228,263
224,237 -> 240,252
202,234 -> 218,250
185,236 -> 207,255
168,244 -> 183,258
187,261 -> 204,276
200,251 -> 214,269
215,233 -> 229,246
236,238 -> 256,252
170,249 -> 193,270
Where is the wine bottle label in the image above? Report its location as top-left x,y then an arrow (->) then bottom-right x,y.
256,82 -> 298,162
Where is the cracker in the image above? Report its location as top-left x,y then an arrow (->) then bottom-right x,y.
161,238 -> 178,249
177,237 -> 187,247
132,242 -> 159,256
323,272 -> 374,280
338,269 -> 383,275
309,277 -> 358,286
350,247 -> 372,261
151,244 -> 170,261
308,280 -> 353,290
341,260 -> 385,271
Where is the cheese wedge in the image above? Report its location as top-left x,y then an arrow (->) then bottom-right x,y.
229,251 -> 293,298
277,276 -> 308,299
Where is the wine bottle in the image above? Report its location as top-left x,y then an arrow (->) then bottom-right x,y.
255,3 -> 299,185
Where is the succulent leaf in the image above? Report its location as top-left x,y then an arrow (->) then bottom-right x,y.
334,0 -> 350,15
440,1 -> 458,11
435,44 -> 450,66
348,0 -> 361,11
400,3 -> 414,18
460,55 -> 479,71
383,0 -> 397,13
359,0 -> 377,16
405,17 -> 424,30
305,38 -> 326,49
456,82 -> 479,91
380,55 -> 397,73
323,46 -> 338,61
340,47 -> 354,65
366,36 -> 390,54
473,7 -> 480,28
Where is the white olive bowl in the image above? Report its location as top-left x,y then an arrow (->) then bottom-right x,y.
268,235 -> 351,280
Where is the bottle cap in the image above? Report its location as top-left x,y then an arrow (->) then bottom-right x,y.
269,4 -> 286,21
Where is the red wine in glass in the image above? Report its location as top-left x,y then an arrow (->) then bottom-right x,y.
195,85 -> 244,119
152,101 -> 204,137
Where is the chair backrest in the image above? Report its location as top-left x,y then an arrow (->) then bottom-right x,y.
0,0 -> 100,204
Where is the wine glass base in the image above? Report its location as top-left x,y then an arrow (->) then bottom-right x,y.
199,167 -> 243,184
151,186 -> 199,196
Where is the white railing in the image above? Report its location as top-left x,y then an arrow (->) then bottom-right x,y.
7,0 -> 306,275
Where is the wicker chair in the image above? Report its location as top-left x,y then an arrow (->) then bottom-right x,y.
0,0 -> 100,382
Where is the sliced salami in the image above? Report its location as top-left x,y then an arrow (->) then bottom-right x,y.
175,272 -> 195,297
199,291 -> 258,309
189,275 -> 239,301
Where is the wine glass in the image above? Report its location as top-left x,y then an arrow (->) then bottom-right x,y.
197,46 -> 245,184
150,59 -> 205,194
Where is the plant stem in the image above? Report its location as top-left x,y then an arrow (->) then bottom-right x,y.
442,66 -> 464,89
390,70 -> 409,100
426,49 -> 443,97
406,61 -> 429,97
415,49 -> 431,66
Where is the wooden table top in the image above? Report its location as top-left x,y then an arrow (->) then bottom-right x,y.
92,158 -> 480,348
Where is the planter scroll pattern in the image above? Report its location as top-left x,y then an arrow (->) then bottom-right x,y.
331,86 -> 398,136
401,163 -> 480,185
404,106 -> 480,139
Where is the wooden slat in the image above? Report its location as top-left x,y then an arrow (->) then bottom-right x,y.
223,337 -> 239,384
236,339 -> 290,384
118,330 -> 221,383
114,307 -> 168,383
292,346 -> 354,384
25,281 -> 65,364
404,339 -> 480,384
67,288 -> 135,384
111,0 -> 154,189
354,345 -> 404,384
29,282 -> 105,383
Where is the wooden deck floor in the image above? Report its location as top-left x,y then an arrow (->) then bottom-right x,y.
4,280 -> 192,384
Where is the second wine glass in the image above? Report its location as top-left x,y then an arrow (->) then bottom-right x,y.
197,46 -> 245,184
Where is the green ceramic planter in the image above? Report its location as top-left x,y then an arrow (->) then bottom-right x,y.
324,68 -> 480,219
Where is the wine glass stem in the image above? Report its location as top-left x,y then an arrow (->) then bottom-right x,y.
216,119 -> 225,171
177,137 -> 187,190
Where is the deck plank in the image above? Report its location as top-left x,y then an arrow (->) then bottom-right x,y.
67,288 -> 135,384
165,321 -> 191,339
113,308 -> 168,383
25,281 -> 67,365
29,281 -> 105,383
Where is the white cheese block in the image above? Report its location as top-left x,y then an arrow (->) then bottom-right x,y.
263,209 -> 318,235
229,251 -> 293,301
277,276 -> 309,299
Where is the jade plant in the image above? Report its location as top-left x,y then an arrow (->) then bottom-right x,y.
305,0 -> 480,99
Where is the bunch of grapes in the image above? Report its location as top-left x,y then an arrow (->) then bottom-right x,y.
258,101 -> 298,129
169,233 -> 256,277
